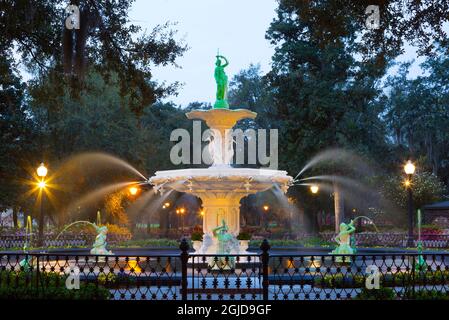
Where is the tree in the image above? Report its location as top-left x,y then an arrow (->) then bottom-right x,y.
384,50 -> 449,185
381,171 -> 447,223
266,0 -> 392,230
1,0 -> 187,117
0,54 -> 38,226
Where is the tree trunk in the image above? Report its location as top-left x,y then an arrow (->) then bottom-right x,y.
333,180 -> 345,233
12,206 -> 19,228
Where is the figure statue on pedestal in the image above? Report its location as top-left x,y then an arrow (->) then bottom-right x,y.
331,220 -> 356,263
90,224 -> 113,255
214,55 -> 229,109
211,219 -> 238,269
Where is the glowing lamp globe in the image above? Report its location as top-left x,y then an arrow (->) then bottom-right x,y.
404,161 -> 416,175
310,185 -> 319,194
37,163 -> 48,177
129,187 -> 138,195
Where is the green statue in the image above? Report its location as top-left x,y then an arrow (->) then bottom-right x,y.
213,55 -> 229,109
331,220 -> 356,263
90,224 -> 113,255
211,219 -> 237,269
416,240 -> 426,271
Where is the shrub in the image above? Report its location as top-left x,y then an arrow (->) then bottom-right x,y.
236,232 -> 252,240
0,271 -> 109,300
105,223 -> 132,240
191,231 -> 203,241
118,238 -> 178,247
403,289 -> 449,300
354,287 -> 396,300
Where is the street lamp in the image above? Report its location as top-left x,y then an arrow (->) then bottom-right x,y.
310,185 -> 319,194
180,208 -> 186,231
404,160 -> 416,247
36,163 -> 47,247
37,163 -> 48,178
129,186 -> 139,196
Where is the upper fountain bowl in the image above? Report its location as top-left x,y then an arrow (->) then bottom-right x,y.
186,108 -> 257,130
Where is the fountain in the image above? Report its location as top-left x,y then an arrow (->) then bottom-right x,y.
55,221 -> 113,255
19,215 -> 34,270
150,55 -> 293,254
330,216 -> 379,262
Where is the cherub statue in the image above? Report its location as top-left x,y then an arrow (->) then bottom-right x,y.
211,219 -> 238,269
331,220 -> 356,262
90,224 -> 113,255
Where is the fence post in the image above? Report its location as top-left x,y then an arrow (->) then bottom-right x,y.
179,238 -> 190,301
35,255 -> 40,295
411,255 -> 416,299
260,239 -> 270,300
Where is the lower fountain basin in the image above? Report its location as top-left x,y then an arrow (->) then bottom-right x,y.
149,167 -> 292,195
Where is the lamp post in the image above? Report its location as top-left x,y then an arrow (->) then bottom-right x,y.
37,163 -> 47,247
310,185 -> 320,233
180,208 -> 186,232
262,205 -> 269,230
163,203 -> 171,237
404,160 -> 416,247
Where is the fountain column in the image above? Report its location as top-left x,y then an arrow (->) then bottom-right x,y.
201,195 -> 241,235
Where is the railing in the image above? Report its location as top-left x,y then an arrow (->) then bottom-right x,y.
1,239 -> 449,300
0,234 -> 131,249
320,233 -> 449,248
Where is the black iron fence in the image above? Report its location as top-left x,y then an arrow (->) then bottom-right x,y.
3,233 -> 449,249
320,233 -> 449,248
0,234 -> 131,249
1,239 -> 449,300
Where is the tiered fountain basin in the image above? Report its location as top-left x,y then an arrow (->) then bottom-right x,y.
150,167 -> 292,235
149,107 -> 293,258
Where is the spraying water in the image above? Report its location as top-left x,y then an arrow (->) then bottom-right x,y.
55,152 -> 148,181
352,216 -> 379,233
23,215 -> 33,251
293,148 -> 374,182
55,221 -> 96,241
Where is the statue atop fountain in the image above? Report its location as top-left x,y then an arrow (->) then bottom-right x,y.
214,54 -> 229,109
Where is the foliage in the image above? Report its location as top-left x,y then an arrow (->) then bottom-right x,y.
249,238 -> 332,248
0,271 -> 109,300
105,223 -> 131,239
403,290 -> 449,300
354,287 -> 396,300
118,238 -> 179,248
104,192 -> 129,226
191,231 -> 203,241
1,0 -> 186,116
236,232 -> 252,241
380,171 -> 446,212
